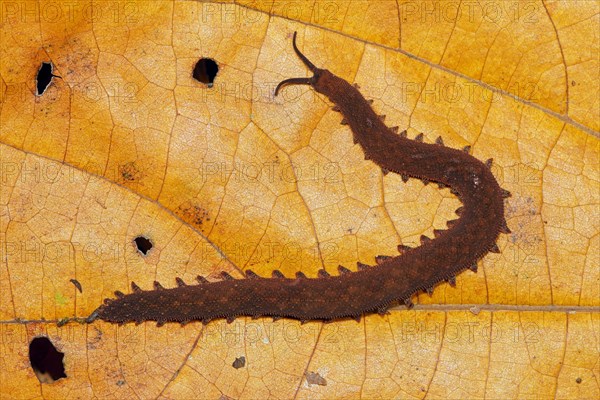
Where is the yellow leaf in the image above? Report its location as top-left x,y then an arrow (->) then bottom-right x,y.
0,1 -> 598,398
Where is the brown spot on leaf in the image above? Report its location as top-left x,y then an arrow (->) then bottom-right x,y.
305,371 -> 327,386
178,201 -> 210,228
119,161 -> 142,182
232,356 -> 246,369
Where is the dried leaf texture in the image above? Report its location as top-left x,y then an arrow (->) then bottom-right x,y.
0,1 -> 598,399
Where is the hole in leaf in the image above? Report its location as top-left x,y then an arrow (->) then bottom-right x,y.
134,236 -> 153,256
29,337 -> 67,383
36,62 -> 58,96
193,58 -> 218,87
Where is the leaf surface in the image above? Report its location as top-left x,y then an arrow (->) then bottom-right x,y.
0,1 -> 598,398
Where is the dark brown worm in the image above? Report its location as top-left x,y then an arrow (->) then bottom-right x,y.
89,32 -> 510,325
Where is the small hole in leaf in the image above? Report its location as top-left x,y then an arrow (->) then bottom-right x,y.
134,236 -> 153,256
193,58 -> 218,87
29,337 -> 67,383
36,62 -> 58,96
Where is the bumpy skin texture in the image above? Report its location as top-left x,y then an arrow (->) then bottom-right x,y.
92,33 -> 510,325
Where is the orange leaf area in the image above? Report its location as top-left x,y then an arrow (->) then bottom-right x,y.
1,1 -> 598,398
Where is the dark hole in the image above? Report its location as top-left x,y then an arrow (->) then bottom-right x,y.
36,62 -> 56,96
134,236 -> 153,256
193,58 -> 218,87
29,337 -> 67,383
